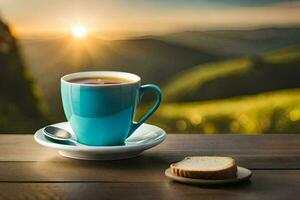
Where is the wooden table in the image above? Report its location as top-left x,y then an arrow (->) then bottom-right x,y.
0,134 -> 299,200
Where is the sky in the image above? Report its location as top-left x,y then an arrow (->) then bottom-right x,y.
0,0 -> 300,36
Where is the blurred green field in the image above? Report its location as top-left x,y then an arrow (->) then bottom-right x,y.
143,45 -> 300,134
163,58 -> 252,102
146,88 -> 300,134
163,45 -> 300,102
263,46 -> 300,64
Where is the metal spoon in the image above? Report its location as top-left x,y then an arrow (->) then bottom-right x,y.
43,126 -> 83,146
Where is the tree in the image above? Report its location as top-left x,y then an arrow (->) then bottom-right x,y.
0,16 -> 47,132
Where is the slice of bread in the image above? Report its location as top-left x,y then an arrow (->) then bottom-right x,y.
170,156 -> 237,179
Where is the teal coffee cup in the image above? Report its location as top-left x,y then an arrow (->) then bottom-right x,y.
61,71 -> 161,146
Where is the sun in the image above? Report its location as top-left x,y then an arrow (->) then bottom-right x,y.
72,25 -> 87,38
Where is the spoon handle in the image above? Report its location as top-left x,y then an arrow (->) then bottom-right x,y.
69,139 -> 86,146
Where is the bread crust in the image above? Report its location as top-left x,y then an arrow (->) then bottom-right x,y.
170,157 -> 237,179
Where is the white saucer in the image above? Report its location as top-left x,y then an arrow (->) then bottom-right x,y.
34,122 -> 166,160
165,166 -> 252,186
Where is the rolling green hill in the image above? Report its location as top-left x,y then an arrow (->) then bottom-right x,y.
146,88 -> 300,134
158,27 -> 300,57
163,45 -> 300,102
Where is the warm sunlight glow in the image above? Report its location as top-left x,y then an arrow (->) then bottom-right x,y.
72,25 -> 87,38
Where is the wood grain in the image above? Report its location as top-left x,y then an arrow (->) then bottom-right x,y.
0,155 -> 299,182
0,170 -> 299,200
0,134 -> 299,161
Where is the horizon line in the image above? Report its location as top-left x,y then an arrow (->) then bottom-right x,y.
16,24 -> 300,40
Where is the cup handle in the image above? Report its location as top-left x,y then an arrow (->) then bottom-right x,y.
127,84 -> 162,138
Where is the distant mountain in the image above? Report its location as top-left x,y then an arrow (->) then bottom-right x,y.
163,45 -> 300,102
157,27 -> 300,57
0,17 -> 46,132
19,36 -> 217,120
21,37 -> 216,83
